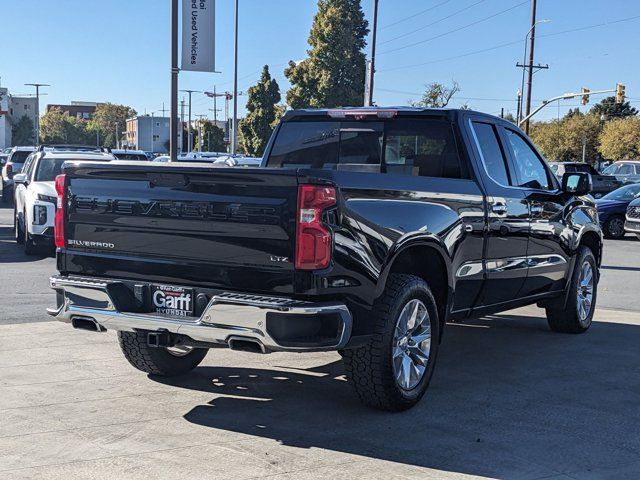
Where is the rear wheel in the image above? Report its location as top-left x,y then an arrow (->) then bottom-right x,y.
546,246 -> 597,333
117,330 -> 208,376
342,274 -> 440,411
603,215 -> 625,239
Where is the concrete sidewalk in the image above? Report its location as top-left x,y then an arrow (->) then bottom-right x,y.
1,306 -> 639,479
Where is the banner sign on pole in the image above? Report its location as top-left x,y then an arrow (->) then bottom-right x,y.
181,0 -> 216,72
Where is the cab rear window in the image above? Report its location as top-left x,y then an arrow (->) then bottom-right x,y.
266,117 -> 468,179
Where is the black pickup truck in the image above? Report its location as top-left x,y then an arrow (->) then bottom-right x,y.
49,108 -> 602,411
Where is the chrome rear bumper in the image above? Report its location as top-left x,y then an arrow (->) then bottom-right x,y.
49,275 -> 352,352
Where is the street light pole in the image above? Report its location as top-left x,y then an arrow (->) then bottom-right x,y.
180,89 -> 200,153
365,0 -> 379,107
24,83 -> 49,144
518,88 -> 616,127
195,114 -> 207,152
232,0 -> 239,155
170,0 -> 179,162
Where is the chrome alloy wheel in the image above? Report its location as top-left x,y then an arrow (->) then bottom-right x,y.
576,261 -> 594,325
166,345 -> 194,357
392,299 -> 432,390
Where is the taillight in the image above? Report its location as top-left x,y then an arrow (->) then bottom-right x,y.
295,185 -> 336,270
54,174 -> 67,248
6,164 -> 12,178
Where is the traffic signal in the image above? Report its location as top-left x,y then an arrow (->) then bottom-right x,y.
616,83 -> 626,104
581,87 -> 590,106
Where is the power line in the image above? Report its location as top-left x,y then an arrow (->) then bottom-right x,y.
378,0 -> 528,56
537,14 -> 640,40
380,0 -> 487,46
378,13 -> 640,72
380,0 -> 453,30
379,39 -> 523,72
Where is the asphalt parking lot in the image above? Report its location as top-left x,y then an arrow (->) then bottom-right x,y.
1,202 -> 640,479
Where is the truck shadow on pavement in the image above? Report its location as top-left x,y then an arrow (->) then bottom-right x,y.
152,312 -> 640,478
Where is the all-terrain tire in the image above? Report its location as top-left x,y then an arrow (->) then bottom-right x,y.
546,246 -> 597,334
342,273 -> 440,412
118,330 -> 208,376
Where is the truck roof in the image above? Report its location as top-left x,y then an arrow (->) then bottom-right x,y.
282,106 -> 497,122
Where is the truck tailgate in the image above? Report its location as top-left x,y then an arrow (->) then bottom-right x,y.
61,163 -> 299,294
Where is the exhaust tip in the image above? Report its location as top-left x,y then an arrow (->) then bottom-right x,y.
228,337 -> 267,354
71,317 -> 106,332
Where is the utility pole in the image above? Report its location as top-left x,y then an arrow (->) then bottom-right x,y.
170,0 -> 179,161
180,89 -> 200,153
232,0 -> 240,155
150,112 -> 155,154
160,102 -> 167,117
114,122 -> 119,149
24,83 -> 49,144
213,86 -> 218,124
365,0 -> 379,107
524,0 -> 537,134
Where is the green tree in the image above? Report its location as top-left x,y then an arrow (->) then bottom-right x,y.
40,107 -> 67,143
411,81 -> 461,108
530,114 -> 601,162
239,65 -> 282,156
11,115 -> 35,145
285,0 -> 368,109
589,96 -> 638,120
89,102 -> 136,148
195,120 -> 226,152
39,107 -> 95,145
598,117 -> 640,160
564,107 -> 583,119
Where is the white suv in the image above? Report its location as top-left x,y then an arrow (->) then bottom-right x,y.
13,150 -> 114,254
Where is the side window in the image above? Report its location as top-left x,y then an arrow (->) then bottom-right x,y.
22,156 -> 35,179
618,164 -> 634,175
384,119 -> 468,178
471,121 -> 511,186
504,128 -> 551,190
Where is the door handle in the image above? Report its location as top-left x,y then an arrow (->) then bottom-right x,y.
491,203 -> 508,215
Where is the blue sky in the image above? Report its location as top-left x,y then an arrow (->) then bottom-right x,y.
1,0 -> 638,121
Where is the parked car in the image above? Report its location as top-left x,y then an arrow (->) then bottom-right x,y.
111,149 -> 148,161
0,147 -> 12,166
595,183 -> 640,239
550,162 -> 621,198
2,146 -> 36,203
602,161 -> 640,184
48,107 -> 602,411
625,198 -> 640,240
213,155 -> 262,167
12,150 -> 115,254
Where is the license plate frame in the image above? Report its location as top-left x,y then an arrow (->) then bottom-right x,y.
150,284 -> 195,317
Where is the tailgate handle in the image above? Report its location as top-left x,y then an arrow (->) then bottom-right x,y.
148,173 -> 189,188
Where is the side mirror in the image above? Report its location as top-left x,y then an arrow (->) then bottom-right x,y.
562,172 -> 592,196
13,173 -> 28,185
